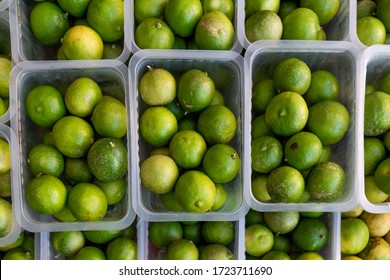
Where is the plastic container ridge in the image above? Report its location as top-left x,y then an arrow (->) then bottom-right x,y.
9,60 -> 136,232
0,0 -> 13,11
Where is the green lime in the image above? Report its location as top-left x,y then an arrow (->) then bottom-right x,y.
251,114 -> 274,138
0,198 -> 12,237
93,177 -> 126,205
74,246 -> 106,260
27,144 -> 64,177
0,171 -> 11,198
57,0 -> 91,17
245,0 -> 280,18
106,237 -> 137,260
304,70 -> 340,106
376,0 -> 390,32
83,229 -> 122,244
63,157 -> 93,185
245,10 -> 283,42
300,0 -> 340,25
149,221 -> 183,249
357,0 -> 376,19
282,7 -> 321,40
374,157 -> 390,195
245,223 -> 274,257
200,244 -> 234,260
211,183 -> 227,210
292,218 -> 329,252
0,57 -> 11,98
365,175 -> 389,204
364,137 -> 387,175
202,221 -> 235,246
252,174 -> 272,202
262,251 -> 291,260
251,135 -> 283,173
357,16 -> 387,46
252,78 -> 277,114
134,0 -> 169,23
51,231 -> 85,257
341,217 -> 370,255
165,239 -> 199,260
0,138 -> 10,174
264,211 -> 300,235
135,17 -> 175,49
87,137 -> 128,182
364,91 -> 390,136
202,0 -> 234,20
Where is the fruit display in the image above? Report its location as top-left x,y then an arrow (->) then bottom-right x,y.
2,0 -> 390,262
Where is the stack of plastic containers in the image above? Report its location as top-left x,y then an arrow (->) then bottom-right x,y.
1,0 -> 390,260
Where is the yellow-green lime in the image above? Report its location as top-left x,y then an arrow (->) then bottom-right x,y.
200,244 -> 233,260
306,100 -> 350,145
265,91 -> 309,136
54,205 -> 77,222
364,137 -> 387,175
29,2 -> 70,46
245,223 -> 274,257
174,170 -> 216,212
67,182 -> 108,221
63,157 -> 93,185
139,67 -> 176,106
357,16 -> 386,46
202,221 -> 234,246
106,237 -> 137,260
245,10 -> 283,42
300,0 -> 340,25
51,231 -> 85,257
341,217 -> 370,255
0,198 -> 12,237
87,0 -> 124,42
74,246 -> 106,260
251,174 -> 272,202
91,96 -> 127,139
87,137 -> 128,182
64,77 -> 103,118
165,239 -> 199,260
304,69 -> 340,106
211,183 -> 227,211
262,251 -> 291,260
195,11 -> 235,50
159,190 -> 184,211
57,0 -> 91,17
0,138 -> 10,174
0,57 -> 11,98
164,0 -> 203,37
52,116 -> 95,158
2,248 -> 33,260
148,221 -> 183,249
139,106 -> 178,147
202,143 -> 240,184
374,157 -> 390,195
0,171 -> 11,198
93,177 -> 126,205
25,85 -> 67,128
135,17 -> 175,49
364,91 -> 390,136
365,175 -> 389,203
357,0 -> 376,19
252,78 -> 277,114
297,252 -> 324,260
264,211 -> 300,235
266,165 -> 305,203
134,0 -> 169,23
251,114 -> 274,138
140,154 -> 179,194
25,174 -> 67,215
245,0 -> 280,18
83,229 -> 122,245
251,135 -> 283,173
202,0 -> 235,21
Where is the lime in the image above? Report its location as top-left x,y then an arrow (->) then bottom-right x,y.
284,131 -> 323,171
297,252 -> 324,260
29,2 -> 70,46
278,0 -> 298,20
165,239 -> 199,260
0,171 -> 11,198
87,137 -> 128,182
306,161 -> 346,202
251,114 -> 274,138
202,0 -> 234,21
357,16 -> 387,46
0,198 -> 12,237
61,25 -> 104,60
306,100 -> 350,145
376,0 -> 390,32
364,91 -> 390,136
182,221 -> 203,245
292,218 -> 329,252
360,212 -> 390,237
194,11 -> 235,50
264,212 -> 300,235
245,209 -> 264,227
139,67 -> 176,106
164,0 -> 203,37
197,105 -> 236,145
27,143 -> 64,177
93,177 -> 126,205
135,18 -> 175,49
300,0 -> 340,25
140,154 -> 179,194
262,251 -> 291,260
245,0 -> 280,18
357,0 -> 376,19
245,10 -> 283,42
374,157 -> 390,195
134,0 -> 169,23
102,42 -> 123,59
273,57 -> 311,95
245,223 -> 274,257
74,246 -> 106,260
364,137 -> 387,175
266,166 -> 305,203
265,91 -> 309,137
251,135 -> 283,173
64,77 -> 103,118
211,183 -> 227,210
272,234 -> 292,254
54,205 -> 77,222
358,237 -> 390,260
177,69 -> 215,113
202,221 -> 235,246
57,0 -> 91,17
63,157 -> 93,185
149,221 -> 183,249
91,96 -> 127,139
174,170 -> 216,212
282,7 -> 321,40
25,174 -> 67,215
159,190 -> 184,211
252,78 -> 277,114
202,144 -> 240,184
365,175 -> 389,204
341,217 -> 370,255
51,231 -> 85,257
0,57 -> 11,98
52,116 -> 95,158
200,244 -> 233,260
83,229 -> 122,244
67,182 -> 108,221
304,70 -> 340,106
2,248 -> 33,260
378,72 -> 390,94
385,130 -> 390,151
87,0 -> 124,42
106,237 -> 137,260
139,106 -> 178,147
26,85 -> 67,128
252,174 -> 272,202
0,138 -> 10,174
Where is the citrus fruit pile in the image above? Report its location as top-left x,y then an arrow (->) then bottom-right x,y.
0,231 -> 35,260
251,57 -> 349,203
134,0 -> 235,50
148,220 -> 235,260
363,73 -> 390,205
245,0 -> 340,42
138,66 -> 240,213
28,0 -> 124,59
245,209 -> 329,260
341,206 -> 390,260
50,224 -> 137,260
356,0 -> 390,46
0,56 -> 10,118
24,76 -> 128,223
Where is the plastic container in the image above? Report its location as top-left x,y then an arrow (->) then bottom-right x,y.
129,50 -> 250,222
244,40 -> 363,213
238,0 -> 352,50
137,219 -> 245,260
9,60 -> 136,232
0,10 -> 11,124
0,0 -> 13,11
0,124 -> 21,247
9,0 -> 130,63
359,45 -> 390,213
127,0 -> 244,54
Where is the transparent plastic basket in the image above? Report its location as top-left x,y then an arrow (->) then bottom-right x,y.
0,10 -> 12,124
